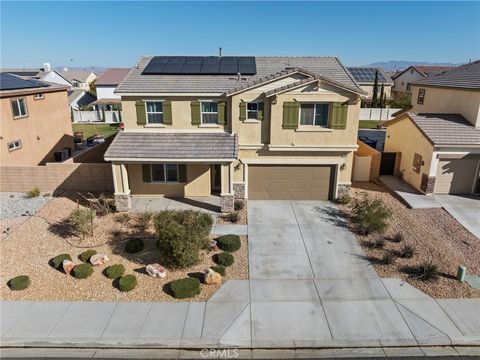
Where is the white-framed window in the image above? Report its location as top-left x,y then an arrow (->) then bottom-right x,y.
8,139 -> 22,151
145,101 -> 164,124
200,101 -> 218,124
34,93 -> 44,100
247,102 -> 259,119
11,98 -> 28,118
150,164 -> 178,182
299,103 -> 330,127
417,89 -> 426,105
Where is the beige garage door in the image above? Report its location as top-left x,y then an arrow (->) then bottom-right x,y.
434,158 -> 479,194
248,165 -> 334,200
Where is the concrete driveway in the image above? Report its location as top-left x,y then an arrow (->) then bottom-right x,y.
434,195 -> 480,239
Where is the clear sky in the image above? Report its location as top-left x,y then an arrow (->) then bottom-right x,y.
1,1 -> 479,68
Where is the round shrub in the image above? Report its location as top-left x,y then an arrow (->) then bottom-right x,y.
125,237 -> 144,253
217,234 -> 241,252
234,200 -> 244,211
79,249 -> 97,263
119,275 -> 137,292
210,265 -> 226,276
50,254 -> 72,270
105,264 -> 125,279
8,275 -> 30,291
170,277 -> 201,299
215,252 -> 234,267
72,263 -> 93,279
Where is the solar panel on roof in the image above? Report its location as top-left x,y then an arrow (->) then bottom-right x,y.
348,67 -> 387,83
0,72 -> 49,91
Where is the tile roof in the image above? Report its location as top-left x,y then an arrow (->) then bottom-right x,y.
95,68 -> 130,86
59,70 -> 96,83
413,66 -> 454,77
116,56 -> 363,95
104,132 -> 238,160
413,60 -> 480,89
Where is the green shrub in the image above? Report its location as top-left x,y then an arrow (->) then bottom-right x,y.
118,275 -> 137,292
234,200 -> 244,211
105,264 -> 126,279
8,275 -> 30,290
335,194 -> 351,205
68,208 -> 96,238
50,254 -> 72,270
410,261 -> 439,281
79,249 -> 97,263
170,278 -> 201,299
210,265 -> 226,276
125,237 -> 144,253
398,244 -> 415,259
26,186 -> 40,198
350,196 -> 391,235
217,234 -> 241,252
138,211 -> 154,229
72,263 -> 93,279
155,210 -> 213,269
215,252 -> 234,267
224,212 -> 240,223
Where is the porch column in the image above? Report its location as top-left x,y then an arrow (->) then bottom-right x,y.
112,162 -> 131,212
220,162 -> 234,212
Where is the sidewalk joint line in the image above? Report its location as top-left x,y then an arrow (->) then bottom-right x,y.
98,301 -> 119,339
46,301 -> 73,338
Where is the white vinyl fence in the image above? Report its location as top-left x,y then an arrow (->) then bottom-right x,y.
73,110 -> 122,123
360,108 -> 402,121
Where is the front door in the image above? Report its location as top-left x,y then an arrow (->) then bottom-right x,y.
211,164 -> 221,192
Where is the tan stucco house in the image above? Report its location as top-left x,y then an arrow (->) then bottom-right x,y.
0,73 -> 74,166
384,61 -> 480,195
391,65 -> 453,95
105,56 -> 367,211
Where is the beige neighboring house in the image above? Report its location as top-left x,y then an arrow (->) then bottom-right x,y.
93,68 -> 130,110
391,65 -> 453,94
384,60 -> 480,195
0,73 -> 73,166
104,56 -> 367,212
59,69 -> 97,91
347,67 -> 393,104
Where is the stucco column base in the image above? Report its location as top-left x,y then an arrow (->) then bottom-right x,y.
220,193 -> 234,213
337,184 -> 351,198
114,193 -> 131,212
233,182 -> 246,199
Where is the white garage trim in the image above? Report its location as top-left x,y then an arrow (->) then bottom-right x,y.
242,158 -> 344,165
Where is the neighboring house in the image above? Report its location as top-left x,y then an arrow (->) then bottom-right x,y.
0,73 -> 74,166
347,67 -> 393,105
68,89 -> 96,110
391,65 -> 453,94
94,68 -> 130,110
1,63 -> 71,87
384,61 -> 480,195
104,55 -> 367,212
59,69 -> 97,90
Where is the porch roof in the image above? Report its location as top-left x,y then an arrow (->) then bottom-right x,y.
104,132 -> 238,162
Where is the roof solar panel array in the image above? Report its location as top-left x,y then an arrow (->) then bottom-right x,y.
348,67 -> 388,83
142,56 -> 257,75
0,72 -> 49,91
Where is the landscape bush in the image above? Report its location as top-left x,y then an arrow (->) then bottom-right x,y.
170,277 -> 201,299
78,192 -> 113,216
125,237 -> 144,253
215,252 -> 234,267
398,244 -> 415,258
79,249 -> 97,263
155,210 -> 213,269
26,186 -> 40,198
224,212 -> 240,223
50,254 -> 72,270
217,234 -> 241,252
391,232 -> 404,243
8,275 -> 30,291
72,263 -> 94,279
210,265 -> 226,276
350,196 -> 391,235
118,275 -> 137,292
68,208 -> 96,238
335,194 -> 352,205
410,261 -> 439,282
105,264 -> 126,279
234,200 -> 245,211
138,210 -> 154,230
381,250 -> 396,265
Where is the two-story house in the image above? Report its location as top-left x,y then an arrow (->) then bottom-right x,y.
391,65 -> 453,95
104,56 -> 366,212
384,60 -> 480,195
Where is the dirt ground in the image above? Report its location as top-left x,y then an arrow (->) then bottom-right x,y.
216,200 -> 248,225
0,195 -> 248,302
339,182 -> 480,299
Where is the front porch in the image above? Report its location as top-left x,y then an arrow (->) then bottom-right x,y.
130,195 -> 221,215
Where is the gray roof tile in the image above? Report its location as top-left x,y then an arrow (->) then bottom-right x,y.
413,61 -> 480,89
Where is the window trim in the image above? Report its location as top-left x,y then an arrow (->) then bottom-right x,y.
412,153 -> 422,174
144,100 -> 164,125
200,100 -> 219,125
11,98 -> 28,119
417,89 -> 426,105
33,93 -> 44,100
298,102 -> 331,128
7,139 -> 22,152
246,102 -> 259,120
149,163 -> 179,183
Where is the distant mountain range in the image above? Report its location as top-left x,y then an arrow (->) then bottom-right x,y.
363,60 -> 464,72
53,66 -> 108,74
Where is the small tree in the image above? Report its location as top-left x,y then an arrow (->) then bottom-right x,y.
371,70 -> 379,107
350,196 -> 391,235
379,83 -> 385,107
68,208 -> 96,238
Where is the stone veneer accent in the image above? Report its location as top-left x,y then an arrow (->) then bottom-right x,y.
115,193 -> 131,212
421,173 -> 436,194
220,193 -> 234,213
337,183 -> 351,198
233,182 -> 246,199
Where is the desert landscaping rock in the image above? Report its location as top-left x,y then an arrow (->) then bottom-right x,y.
146,263 -> 167,278
0,192 -> 52,220
62,260 -> 75,275
90,253 -> 109,266
205,268 -> 222,285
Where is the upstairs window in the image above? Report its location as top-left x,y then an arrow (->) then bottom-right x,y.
11,98 -> 28,118
201,101 -> 218,124
417,89 -> 426,105
299,103 -> 329,127
145,101 -> 163,124
34,93 -> 44,100
247,102 -> 259,119
150,164 -> 178,182
8,139 -> 22,151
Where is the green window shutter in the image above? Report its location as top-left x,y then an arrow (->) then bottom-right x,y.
257,102 -> 264,121
142,164 -> 151,182
163,101 -> 172,125
136,101 -> 146,125
331,102 -> 348,129
218,101 -> 227,125
239,102 -> 246,121
282,102 -> 299,129
191,101 -> 200,125
178,164 -> 187,183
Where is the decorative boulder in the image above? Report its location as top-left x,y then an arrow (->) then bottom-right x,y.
146,263 -> 167,278
210,240 -> 219,251
90,253 -> 109,266
204,268 -> 222,285
63,260 -> 75,275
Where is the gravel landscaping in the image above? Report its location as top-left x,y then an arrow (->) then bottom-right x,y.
216,200 -> 248,225
339,182 -> 480,299
0,195 -> 248,302
0,192 -> 52,219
